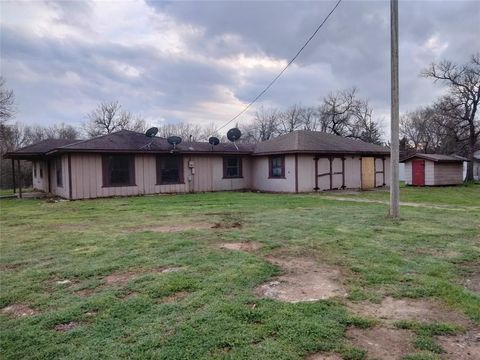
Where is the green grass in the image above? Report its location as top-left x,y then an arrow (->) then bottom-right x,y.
1,188 -> 479,359
324,181 -> 480,206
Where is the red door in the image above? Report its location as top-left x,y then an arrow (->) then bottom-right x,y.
412,159 -> 425,186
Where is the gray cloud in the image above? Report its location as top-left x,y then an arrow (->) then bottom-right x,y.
1,0 -> 479,137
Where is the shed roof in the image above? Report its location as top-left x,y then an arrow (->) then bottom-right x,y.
253,130 -> 390,155
401,153 -> 468,163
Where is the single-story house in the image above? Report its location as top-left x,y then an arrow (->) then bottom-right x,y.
4,130 -> 391,199
401,153 -> 467,186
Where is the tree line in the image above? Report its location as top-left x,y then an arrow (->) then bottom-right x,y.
1,52 -> 478,188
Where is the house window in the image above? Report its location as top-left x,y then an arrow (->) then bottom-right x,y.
269,155 -> 285,178
39,165 -> 43,178
102,155 -> 135,187
223,156 -> 242,178
157,155 -> 183,184
56,158 -> 63,187
33,162 -> 37,177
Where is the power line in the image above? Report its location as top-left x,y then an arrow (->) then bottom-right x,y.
215,0 -> 343,133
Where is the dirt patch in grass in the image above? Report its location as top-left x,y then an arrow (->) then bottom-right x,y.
254,256 -> 347,302
306,353 -> 342,360
436,327 -> 480,360
141,223 -> 214,232
1,304 -> 38,317
74,288 -> 96,297
212,221 -> 242,229
219,241 -> 262,252
346,326 -> 415,360
348,296 -> 471,326
104,271 -> 139,285
54,321 -> 81,332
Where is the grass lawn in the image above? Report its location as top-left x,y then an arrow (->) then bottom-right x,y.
0,187 -> 479,359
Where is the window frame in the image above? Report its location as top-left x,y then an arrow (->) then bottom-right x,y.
56,157 -> 63,187
156,155 -> 184,185
223,156 -> 243,179
39,164 -> 43,178
269,155 -> 285,179
33,162 -> 37,178
102,154 -> 136,187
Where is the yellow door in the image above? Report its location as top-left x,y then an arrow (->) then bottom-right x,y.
361,157 -> 375,189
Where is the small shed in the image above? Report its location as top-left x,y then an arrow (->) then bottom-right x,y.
402,154 -> 468,186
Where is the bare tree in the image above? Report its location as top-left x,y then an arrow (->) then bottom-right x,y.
0,77 -> 16,124
299,106 -> 318,131
279,104 -> 304,134
422,53 -> 480,180
319,88 -> 357,136
157,122 -> 204,142
83,101 -> 147,137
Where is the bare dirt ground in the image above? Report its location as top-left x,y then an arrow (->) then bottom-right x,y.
346,326 -> 415,360
254,256 -> 347,302
219,241 -> 262,252
346,296 -> 476,359
104,271 -> 139,286
1,304 -> 38,317
347,296 -> 471,326
54,321 -> 81,332
437,327 -> 480,360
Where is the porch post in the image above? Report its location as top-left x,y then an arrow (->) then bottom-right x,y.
17,159 -> 22,198
11,158 -> 16,194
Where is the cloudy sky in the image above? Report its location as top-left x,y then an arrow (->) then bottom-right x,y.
1,0 -> 479,137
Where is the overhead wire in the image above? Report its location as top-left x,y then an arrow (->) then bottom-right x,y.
214,0 -> 343,134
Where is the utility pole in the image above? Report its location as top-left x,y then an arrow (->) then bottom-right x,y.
389,0 -> 400,218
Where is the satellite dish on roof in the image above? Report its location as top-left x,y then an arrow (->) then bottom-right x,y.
167,135 -> 182,150
141,127 -> 159,150
227,128 -> 242,142
145,127 -> 158,138
209,137 -> 220,146
227,128 -> 241,150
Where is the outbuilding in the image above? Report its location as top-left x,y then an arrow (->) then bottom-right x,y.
402,153 -> 467,186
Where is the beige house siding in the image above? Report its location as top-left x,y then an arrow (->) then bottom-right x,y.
434,163 -> 463,185
252,155 -> 296,192
67,154 -> 250,199
43,152 -> 390,199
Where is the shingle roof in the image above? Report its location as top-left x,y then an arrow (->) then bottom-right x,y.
253,130 -> 390,155
54,130 -> 253,154
3,139 -> 80,158
4,129 -> 391,159
401,153 -> 468,163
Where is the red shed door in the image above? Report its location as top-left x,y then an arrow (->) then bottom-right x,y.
412,159 -> 425,186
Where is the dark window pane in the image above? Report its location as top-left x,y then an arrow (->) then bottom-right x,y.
159,156 -> 182,184
108,156 -> 132,185
224,157 -> 241,178
270,156 -> 284,177
103,155 -> 134,187
56,158 -> 63,187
